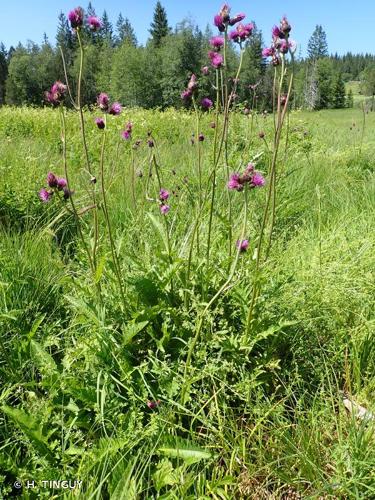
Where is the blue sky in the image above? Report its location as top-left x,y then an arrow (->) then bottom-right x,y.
1,1 -> 373,56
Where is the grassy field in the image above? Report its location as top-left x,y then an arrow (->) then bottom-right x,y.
0,105 -> 374,499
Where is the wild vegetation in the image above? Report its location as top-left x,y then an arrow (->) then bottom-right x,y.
0,3 -> 374,500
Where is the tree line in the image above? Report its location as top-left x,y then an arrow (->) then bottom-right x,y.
1,3 -> 375,110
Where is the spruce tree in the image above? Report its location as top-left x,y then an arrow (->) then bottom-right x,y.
0,43 -> 8,104
307,25 -> 328,60
116,14 -> 137,46
149,1 -> 170,47
332,73 -> 346,108
101,10 -> 113,45
346,88 -> 354,108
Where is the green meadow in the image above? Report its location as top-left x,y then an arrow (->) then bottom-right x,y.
0,105 -> 374,498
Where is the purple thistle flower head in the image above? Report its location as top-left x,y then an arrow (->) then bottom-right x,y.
201,66 -> 209,75
147,399 -> 161,409
208,51 -> 224,69
251,172 -> 265,188
229,13 -> 246,26
147,139 -> 154,148
262,47 -> 275,58
45,81 -> 67,106
281,16 -> 292,35
39,188 -> 53,203
63,187 -> 73,200
88,15 -> 102,31
227,173 -> 243,191
213,14 -> 225,32
219,3 -> 231,22
272,25 -> 283,38
187,74 -> 198,92
95,117 -> 105,129
109,102 -> 122,115
229,22 -> 254,43
279,40 -> 289,54
245,163 -> 255,174
201,97 -> 213,110
56,177 -> 67,190
122,130 -> 131,140
198,133 -> 205,142
47,172 -> 58,188
68,7 -> 84,29
236,239 -> 249,252
181,89 -> 192,101
210,36 -> 224,50
160,204 -> 170,215
97,92 -> 109,111
159,189 -> 169,201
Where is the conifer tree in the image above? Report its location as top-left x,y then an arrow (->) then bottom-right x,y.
149,1 -> 170,47
116,14 -> 137,46
307,25 -> 328,60
332,73 -> 346,108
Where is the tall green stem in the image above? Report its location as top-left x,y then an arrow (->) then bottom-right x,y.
99,116 -> 126,308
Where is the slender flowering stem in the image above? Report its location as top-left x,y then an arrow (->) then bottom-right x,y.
99,115 -> 126,307
75,30 -> 100,269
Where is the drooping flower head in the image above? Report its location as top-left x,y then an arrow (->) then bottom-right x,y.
280,16 -> 291,36
227,173 -> 243,191
187,74 -> 198,92
272,25 -> 283,39
210,36 -> 224,50
95,117 -> 105,129
68,7 -> 84,29
63,187 -> 73,200
214,15 -> 225,32
121,121 -> 133,140
236,239 -> 249,252
147,399 -> 161,409
201,97 -> 213,110
262,47 -> 275,58
45,81 -> 67,106
56,177 -> 67,190
159,188 -> 169,201
97,92 -> 109,111
47,172 -> 58,188
228,164 -> 265,192
251,171 -> 265,187
160,204 -> 170,215
229,23 -> 254,43
219,4 -> 231,22
87,15 -> 102,31
181,89 -> 192,102
229,13 -> 246,26
39,188 -> 53,203
109,102 -> 122,116
208,51 -> 224,69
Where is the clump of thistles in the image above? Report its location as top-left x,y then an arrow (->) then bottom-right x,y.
159,189 -> 170,214
45,81 -> 67,107
39,172 -> 72,203
97,92 -> 122,116
227,163 -> 265,191
262,16 -> 295,66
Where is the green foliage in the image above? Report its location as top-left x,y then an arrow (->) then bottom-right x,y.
0,106 -> 374,497
149,1 -> 170,47
307,24 -> 329,60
